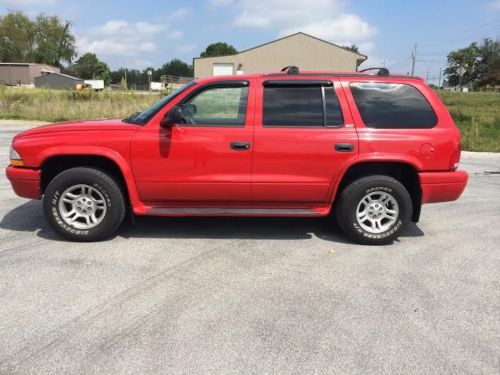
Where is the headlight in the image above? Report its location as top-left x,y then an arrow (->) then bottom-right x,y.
9,145 -> 24,167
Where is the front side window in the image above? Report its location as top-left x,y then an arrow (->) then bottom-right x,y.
181,85 -> 248,126
349,82 -> 437,128
263,83 -> 343,127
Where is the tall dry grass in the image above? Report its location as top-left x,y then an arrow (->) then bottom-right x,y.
0,87 -> 163,122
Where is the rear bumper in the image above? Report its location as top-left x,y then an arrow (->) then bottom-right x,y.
5,166 -> 42,200
419,170 -> 468,204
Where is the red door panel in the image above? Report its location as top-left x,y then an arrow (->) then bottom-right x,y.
252,77 -> 359,204
130,81 -> 255,205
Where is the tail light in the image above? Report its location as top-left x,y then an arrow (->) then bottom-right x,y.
449,141 -> 461,170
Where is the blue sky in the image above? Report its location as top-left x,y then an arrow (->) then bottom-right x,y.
1,0 -> 499,83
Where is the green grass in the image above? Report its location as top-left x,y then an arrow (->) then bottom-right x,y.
0,86 -> 162,123
436,90 -> 500,152
0,86 -> 498,152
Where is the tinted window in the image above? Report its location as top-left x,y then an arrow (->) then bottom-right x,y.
324,87 -> 343,126
263,86 -> 324,126
350,83 -> 437,128
181,85 -> 248,126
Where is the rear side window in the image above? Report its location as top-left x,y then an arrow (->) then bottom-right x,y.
349,83 -> 437,128
263,83 -> 343,127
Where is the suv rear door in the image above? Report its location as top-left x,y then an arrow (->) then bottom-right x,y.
251,77 -> 358,204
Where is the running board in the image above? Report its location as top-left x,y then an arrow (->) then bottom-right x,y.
147,207 -> 323,216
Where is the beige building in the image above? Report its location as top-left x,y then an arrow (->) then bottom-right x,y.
0,63 -> 60,86
193,32 -> 367,78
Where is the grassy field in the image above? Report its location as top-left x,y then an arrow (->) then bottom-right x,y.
436,90 -> 500,152
0,86 -> 498,152
0,87 -> 162,123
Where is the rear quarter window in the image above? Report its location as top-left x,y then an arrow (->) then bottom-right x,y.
349,82 -> 437,129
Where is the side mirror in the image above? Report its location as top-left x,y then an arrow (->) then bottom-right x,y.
160,106 -> 182,128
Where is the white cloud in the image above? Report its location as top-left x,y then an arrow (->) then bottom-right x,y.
89,20 -> 167,37
230,0 -> 377,55
77,18 -> 183,66
279,14 -> 377,43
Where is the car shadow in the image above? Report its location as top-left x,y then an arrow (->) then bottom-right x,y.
0,200 -> 424,244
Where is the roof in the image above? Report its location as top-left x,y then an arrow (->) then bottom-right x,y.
194,32 -> 368,61
35,72 -> 83,81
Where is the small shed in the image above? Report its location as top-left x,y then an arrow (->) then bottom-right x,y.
34,72 -> 84,89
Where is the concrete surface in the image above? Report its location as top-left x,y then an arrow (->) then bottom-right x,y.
0,124 -> 499,374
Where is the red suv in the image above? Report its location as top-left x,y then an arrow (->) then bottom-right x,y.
6,67 -> 468,244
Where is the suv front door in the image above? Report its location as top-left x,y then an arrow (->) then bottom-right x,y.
252,78 -> 358,204
131,80 -> 254,205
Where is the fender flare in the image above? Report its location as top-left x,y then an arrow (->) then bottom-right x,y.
328,154 -> 423,204
37,146 -> 142,208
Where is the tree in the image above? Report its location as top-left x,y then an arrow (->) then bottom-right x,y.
485,55 -> 500,86
0,11 -> 76,66
33,14 -> 76,66
0,12 -> 35,62
343,44 -> 359,53
69,53 -> 111,85
159,59 -> 193,77
200,42 -> 237,58
444,38 -> 500,88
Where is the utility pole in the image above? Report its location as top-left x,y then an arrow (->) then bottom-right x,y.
411,43 -> 417,76
438,68 -> 442,88
426,68 -> 429,83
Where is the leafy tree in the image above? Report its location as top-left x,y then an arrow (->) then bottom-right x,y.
69,53 -> 111,85
33,14 -> 76,67
200,42 -> 237,58
444,38 -> 500,88
0,11 -> 35,62
159,59 -> 193,77
485,55 -> 500,85
342,44 -> 359,53
0,11 -> 76,66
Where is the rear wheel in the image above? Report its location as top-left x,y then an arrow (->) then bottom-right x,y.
335,175 -> 412,245
43,167 -> 125,241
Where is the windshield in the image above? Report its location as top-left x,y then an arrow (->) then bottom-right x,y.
123,80 -> 196,125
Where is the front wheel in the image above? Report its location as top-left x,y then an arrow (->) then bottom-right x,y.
43,167 -> 126,241
335,175 -> 412,245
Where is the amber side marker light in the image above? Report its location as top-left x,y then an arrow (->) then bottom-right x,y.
10,159 -> 25,167
9,146 -> 25,167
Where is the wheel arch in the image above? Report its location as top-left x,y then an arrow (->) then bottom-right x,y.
39,151 -> 140,210
332,160 -> 422,222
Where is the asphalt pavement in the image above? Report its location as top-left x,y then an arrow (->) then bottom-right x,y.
0,124 -> 498,374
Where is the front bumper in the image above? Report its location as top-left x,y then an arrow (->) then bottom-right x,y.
5,166 -> 42,199
419,170 -> 468,204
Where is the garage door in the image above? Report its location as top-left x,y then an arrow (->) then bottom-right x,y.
213,63 -> 234,76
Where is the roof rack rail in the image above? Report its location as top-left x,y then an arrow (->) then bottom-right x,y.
281,66 -> 300,75
358,67 -> 390,76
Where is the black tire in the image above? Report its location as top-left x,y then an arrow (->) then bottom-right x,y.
43,167 -> 126,241
335,175 -> 412,245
